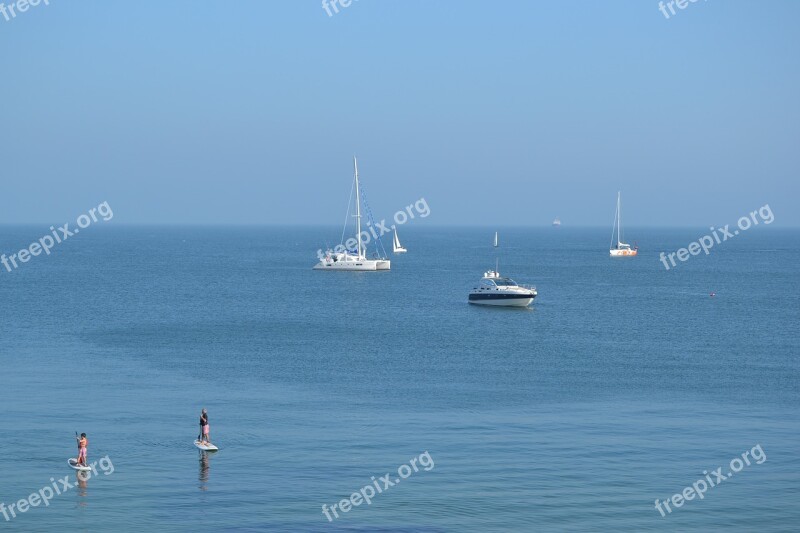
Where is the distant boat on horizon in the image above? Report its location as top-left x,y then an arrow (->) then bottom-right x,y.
609,191 -> 637,257
552,218 -> 561,227
493,231 -> 499,248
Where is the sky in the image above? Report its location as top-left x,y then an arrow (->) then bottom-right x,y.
1,0 -> 798,226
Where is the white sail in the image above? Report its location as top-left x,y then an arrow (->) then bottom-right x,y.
393,228 -> 406,253
493,231 -> 499,248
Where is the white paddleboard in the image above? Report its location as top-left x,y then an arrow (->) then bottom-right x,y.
194,440 -> 218,452
68,458 -> 92,471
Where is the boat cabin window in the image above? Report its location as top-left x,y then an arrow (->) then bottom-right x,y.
481,278 -> 517,288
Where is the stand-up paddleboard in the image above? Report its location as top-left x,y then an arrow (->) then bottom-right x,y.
68,458 -> 92,471
194,440 -> 218,452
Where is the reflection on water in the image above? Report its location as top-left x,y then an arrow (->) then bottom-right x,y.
76,471 -> 88,506
199,451 -> 210,489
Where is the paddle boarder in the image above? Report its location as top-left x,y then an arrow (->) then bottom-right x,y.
199,409 -> 209,444
76,433 -> 88,467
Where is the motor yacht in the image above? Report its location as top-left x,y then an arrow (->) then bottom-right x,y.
468,270 -> 537,307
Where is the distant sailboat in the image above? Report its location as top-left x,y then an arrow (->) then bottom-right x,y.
609,191 -> 637,257
392,228 -> 407,253
493,231 -> 499,248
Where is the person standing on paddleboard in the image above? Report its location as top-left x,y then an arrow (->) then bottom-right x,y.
76,433 -> 88,466
199,409 -> 210,444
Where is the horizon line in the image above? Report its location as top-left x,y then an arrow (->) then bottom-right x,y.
0,222 -> 797,229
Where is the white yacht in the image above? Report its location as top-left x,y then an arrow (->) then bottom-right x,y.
609,191 -> 637,257
313,158 -> 391,271
468,269 -> 537,307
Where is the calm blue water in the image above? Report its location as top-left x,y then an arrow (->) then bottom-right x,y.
1,225 -> 798,532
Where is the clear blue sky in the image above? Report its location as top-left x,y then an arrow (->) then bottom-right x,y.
1,0 -> 798,226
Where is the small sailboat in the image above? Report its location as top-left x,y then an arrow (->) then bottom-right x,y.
493,231 -> 499,248
609,191 -> 637,257
392,228 -> 407,253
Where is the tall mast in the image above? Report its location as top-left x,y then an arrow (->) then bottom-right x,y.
617,191 -> 622,245
354,156 -> 362,257
610,192 -> 617,250
617,191 -> 622,242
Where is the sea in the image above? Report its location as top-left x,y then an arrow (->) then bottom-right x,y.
1,225 -> 798,532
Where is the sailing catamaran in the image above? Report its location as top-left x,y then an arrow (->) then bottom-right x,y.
609,191 -> 637,257
313,157 -> 391,271
392,228 -> 407,253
